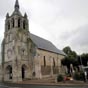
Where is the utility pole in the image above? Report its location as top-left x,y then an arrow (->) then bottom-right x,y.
80,55 -> 83,71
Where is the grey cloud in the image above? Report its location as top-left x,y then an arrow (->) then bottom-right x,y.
60,24 -> 88,54
0,0 -> 88,54
0,0 -> 15,17
71,25 -> 88,46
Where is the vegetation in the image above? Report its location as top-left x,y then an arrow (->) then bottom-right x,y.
57,74 -> 64,82
62,46 -> 78,74
62,46 -> 88,75
73,71 -> 84,81
78,54 -> 88,66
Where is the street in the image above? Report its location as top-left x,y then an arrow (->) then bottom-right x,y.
0,83 -> 88,88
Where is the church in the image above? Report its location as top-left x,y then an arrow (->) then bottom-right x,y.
0,0 -> 65,82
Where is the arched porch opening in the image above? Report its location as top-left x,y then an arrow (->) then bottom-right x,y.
6,65 -> 12,80
21,64 -> 27,79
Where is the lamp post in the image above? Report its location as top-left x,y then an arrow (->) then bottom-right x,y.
80,55 -> 83,71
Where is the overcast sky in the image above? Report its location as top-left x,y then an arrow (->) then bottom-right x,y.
0,0 -> 88,55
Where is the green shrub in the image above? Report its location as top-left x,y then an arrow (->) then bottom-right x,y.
74,71 -> 84,81
57,74 -> 64,82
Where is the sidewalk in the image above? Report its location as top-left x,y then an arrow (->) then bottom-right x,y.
16,78 -> 88,86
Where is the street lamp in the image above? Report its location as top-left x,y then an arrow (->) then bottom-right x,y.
80,55 -> 83,70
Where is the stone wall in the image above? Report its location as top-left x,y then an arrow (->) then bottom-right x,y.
53,66 -> 59,74
34,49 -> 65,78
41,66 -> 51,75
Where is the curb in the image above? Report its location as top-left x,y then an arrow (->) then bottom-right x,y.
16,82 -> 88,86
1,81 -> 88,87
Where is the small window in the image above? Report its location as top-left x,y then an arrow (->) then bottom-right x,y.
21,48 -> 27,56
12,18 -> 14,27
44,56 -> 46,67
23,20 -> 26,29
18,18 -> 21,27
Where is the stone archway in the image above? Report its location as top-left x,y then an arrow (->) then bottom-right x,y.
6,65 -> 12,80
21,64 -> 27,79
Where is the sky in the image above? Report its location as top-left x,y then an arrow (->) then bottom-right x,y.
0,0 -> 88,55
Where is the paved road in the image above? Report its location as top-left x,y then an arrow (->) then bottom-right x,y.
0,83 -> 88,88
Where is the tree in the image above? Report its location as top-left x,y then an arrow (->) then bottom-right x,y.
80,53 -> 88,66
62,46 -> 78,74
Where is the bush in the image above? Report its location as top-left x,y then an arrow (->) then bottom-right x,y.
57,74 -> 64,82
73,71 -> 84,81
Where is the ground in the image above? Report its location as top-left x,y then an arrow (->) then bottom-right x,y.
0,78 -> 88,88
0,83 -> 88,88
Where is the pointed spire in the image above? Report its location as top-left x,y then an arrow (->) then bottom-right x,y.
15,0 -> 19,11
24,13 -> 27,18
6,13 -> 9,18
11,0 -> 22,16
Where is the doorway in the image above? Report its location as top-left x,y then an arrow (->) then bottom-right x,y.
6,65 -> 12,79
22,65 -> 27,79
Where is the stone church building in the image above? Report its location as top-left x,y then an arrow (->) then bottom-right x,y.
0,0 -> 65,82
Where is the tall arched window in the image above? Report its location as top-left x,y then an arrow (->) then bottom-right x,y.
8,21 -> 10,30
12,18 -> 14,28
44,56 -> 46,67
18,18 -> 21,27
53,58 -> 55,67
23,20 -> 26,29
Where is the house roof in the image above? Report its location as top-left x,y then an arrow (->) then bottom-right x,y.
30,33 -> 66,56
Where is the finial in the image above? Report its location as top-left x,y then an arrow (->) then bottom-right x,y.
6,13 -> 9,18
24,13 -> 27,18
15,0 -> 19,10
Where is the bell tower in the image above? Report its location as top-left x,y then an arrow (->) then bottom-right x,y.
2,0 -> 33,82
5,0 -> 29,32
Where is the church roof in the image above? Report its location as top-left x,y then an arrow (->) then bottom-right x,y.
30,33 -> 66,56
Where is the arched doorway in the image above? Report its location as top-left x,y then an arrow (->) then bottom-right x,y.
6,65 -> 12,79
21,65 -> 27,79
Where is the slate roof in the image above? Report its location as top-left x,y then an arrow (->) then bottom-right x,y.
30,33 -> 66,56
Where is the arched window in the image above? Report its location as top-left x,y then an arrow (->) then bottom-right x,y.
44,56 -> 46,67
12,18 -> 14,27
8,21 -> 10,30
23,20 -> 26,29
18,18 -> 21,27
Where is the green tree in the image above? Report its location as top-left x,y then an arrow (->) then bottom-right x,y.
62,46 -> 78,73
80,53 -> 88,66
